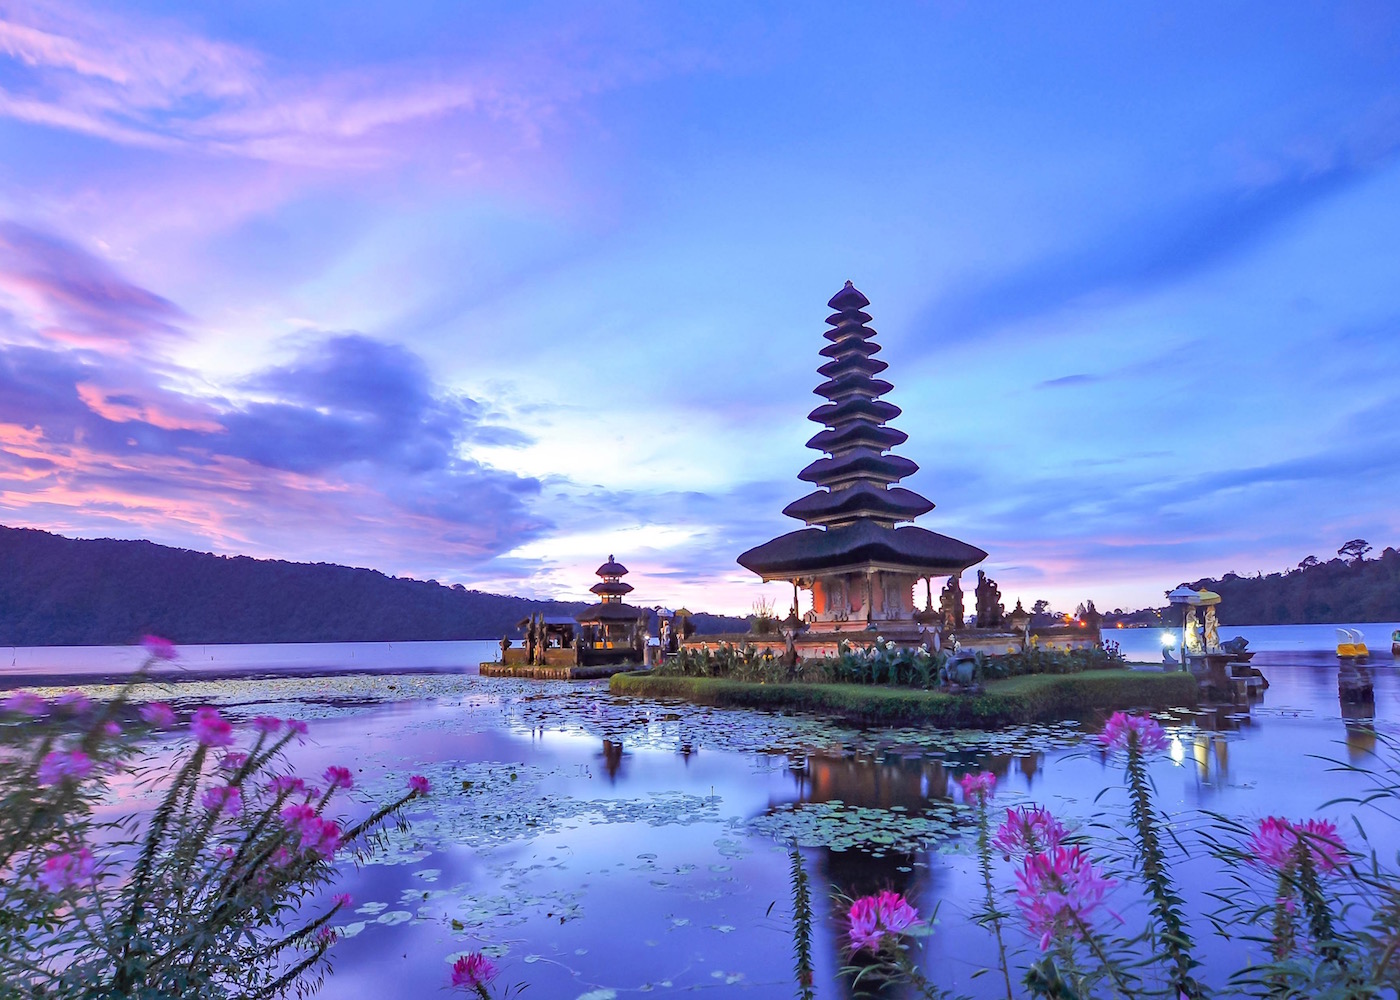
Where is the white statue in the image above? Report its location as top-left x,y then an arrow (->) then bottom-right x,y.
1204,605 -> 1220,652
1184,612 -> 1204,655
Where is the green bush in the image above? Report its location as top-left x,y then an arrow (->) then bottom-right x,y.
611,669 -> 1197,727
657,637 -> 1128,691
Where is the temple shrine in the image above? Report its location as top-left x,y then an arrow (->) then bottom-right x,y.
732,282 -> 1097,657
573,555 -> 648,664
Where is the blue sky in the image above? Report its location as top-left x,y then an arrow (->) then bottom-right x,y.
1,1 -> 1398,614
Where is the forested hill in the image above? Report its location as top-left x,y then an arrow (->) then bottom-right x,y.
1180,544 -> 1400,625
0,525 -> 746,646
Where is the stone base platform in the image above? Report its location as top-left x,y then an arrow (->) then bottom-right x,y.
479,661 -> 640,680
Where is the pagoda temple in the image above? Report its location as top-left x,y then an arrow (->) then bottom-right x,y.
737,282 -> 987,654
573,555 -> 647,664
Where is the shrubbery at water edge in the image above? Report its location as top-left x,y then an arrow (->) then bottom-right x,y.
657,636 -> 1127,688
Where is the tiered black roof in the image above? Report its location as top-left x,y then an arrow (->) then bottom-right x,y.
738,282 -> 986,580
576,554 -> 646,623
785,282 -> 932,529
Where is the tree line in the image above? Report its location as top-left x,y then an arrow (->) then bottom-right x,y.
0,525 -> 745,646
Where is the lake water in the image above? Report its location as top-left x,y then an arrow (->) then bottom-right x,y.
8,625 -> 1400,997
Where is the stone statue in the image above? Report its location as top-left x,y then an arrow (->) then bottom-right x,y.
499,636 -> 511,663
1203,605 -> 1220,653
939,576 -> 964,631
1184,612 -> 1204,655
1221,636 -> 1249,656
974,571 -> 1004,629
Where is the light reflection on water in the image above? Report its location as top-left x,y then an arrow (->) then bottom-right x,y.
19,651 -> 1400,997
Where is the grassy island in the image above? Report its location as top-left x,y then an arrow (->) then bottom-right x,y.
609,668 -> 1196,727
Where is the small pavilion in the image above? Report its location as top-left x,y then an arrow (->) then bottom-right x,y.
736,282 -> 989,656
574,555 -> 648,665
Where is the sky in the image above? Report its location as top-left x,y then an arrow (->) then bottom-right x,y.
2,1 -> 1399,616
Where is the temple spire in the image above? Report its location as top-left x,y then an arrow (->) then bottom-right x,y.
784,282 -> 934,529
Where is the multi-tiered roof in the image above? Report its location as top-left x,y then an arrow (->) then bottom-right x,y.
737,282 -> 986,579
576,555 -> 646,624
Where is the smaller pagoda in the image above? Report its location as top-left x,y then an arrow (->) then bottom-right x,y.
574,555 -> 648,665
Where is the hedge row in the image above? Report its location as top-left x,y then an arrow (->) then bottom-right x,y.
608,668 -> 1198,728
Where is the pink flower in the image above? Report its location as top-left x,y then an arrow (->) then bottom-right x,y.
280,802 -> 317,829
220,752 -> 249,772
55,691 -> 92,714
201,784 -> 243,817
847,890 -> 920,953
450,952 -> 498,990
304,817 -> 341,857
1248,816 -> 1349,874
141,635 -> 178,660
269,775 -> 306,796
286,719 -> 308,738
2,691 -> 47,716
36,846 -> 96,893
270,846 -> 293,867
323,766 -> 353,790
215,845 -> 236,860
408,774 -> 430,795
316,926 -> 337,945
251,716 -> 282,734
37,750 -> 93,786
332,892 -> 352,908
960,771 -> 996,802
1100,712 -> 1168,753
191,707 -> 234,747
139,702 -> 176,727
102,720 -> 122,738
1015,846 -> 1116,951
992,805 -> 1068,859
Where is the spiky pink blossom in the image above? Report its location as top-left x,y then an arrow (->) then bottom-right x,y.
847,890 -> 920,953
450,952 -> 498,990
215,845 -> 236,860
323,766 -> 353,790
959,771 -> 996,802
102,720 -> 122,738
408,774 -> 430,795
251,716 -> 282,734
54,691 -> 92,714
141,635 -> 178,660
37,750 -> 93,786
269,775 -> 306,796
220,752 -> 249,772
1248,816 -> 1349,874
201,784 -> 243,817
332,892 -> 352,908
191,707 -> 234,747
2,691 -> 46,716
1100,712 -> 1169,753
139,702 -> 176,727
993,805 -> 1068,859
285,719 -> 308,738
1015,846 -> 1116,951
303,817 -> 341,857
36,847 -> 96,893
270,846 -> 293,867
316,926 -> 336,945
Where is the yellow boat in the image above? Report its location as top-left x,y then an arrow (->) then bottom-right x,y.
1337,628 -> 1369,660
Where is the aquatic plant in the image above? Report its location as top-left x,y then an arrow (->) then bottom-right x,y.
964,771 -> 1015,1000
1101,711 -> 1200,997
841,890 -> 955,999
0,638 -> 428,998
450,951 -> 499,997
789,846 -> 815,1000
